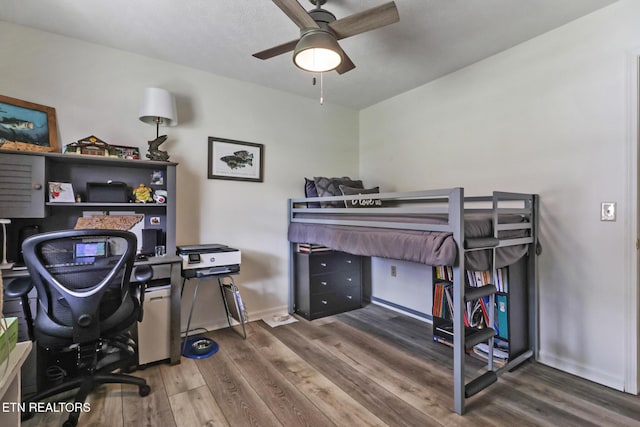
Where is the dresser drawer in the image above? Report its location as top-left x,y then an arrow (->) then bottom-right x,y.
309,290 -> 361,317
308,252 -> 361,275
309,270 -> 361,295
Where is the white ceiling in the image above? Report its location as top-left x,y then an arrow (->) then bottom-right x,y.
0,0 -> 618,109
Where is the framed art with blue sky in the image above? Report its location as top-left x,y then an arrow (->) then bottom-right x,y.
0,94 -> 58,152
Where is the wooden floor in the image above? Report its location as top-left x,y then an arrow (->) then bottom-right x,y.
23,304 -> 640,426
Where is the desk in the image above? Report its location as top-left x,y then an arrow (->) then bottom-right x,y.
129,255 -> 183,364
2,255 -> 183,365
0,341 -> 32,426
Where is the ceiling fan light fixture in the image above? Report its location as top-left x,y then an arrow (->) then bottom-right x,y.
293,28 -> 342,72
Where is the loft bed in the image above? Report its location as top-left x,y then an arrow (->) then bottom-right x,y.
287,186 -> 539,414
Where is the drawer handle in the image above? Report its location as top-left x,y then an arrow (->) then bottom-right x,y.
320,262 -> 327,267
346,295 -> 353,300
321,300 -> 328,305
347,277 -> 352,282
346,260 -> 352,264
320,281 -> 328,286
33,183 -> 42,190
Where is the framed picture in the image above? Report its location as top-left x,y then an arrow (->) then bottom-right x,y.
0,94 -> 58,152
208,137 -> 264,182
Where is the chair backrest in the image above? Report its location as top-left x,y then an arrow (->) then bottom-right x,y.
22,229 -> 138,346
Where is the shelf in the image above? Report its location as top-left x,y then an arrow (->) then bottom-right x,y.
1,149 -> 177,168
46,202 -> 167,207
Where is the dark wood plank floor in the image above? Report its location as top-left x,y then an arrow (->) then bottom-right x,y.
23,304 -> 640,426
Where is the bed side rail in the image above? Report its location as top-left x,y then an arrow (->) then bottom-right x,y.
290,189 -> 536,244
289,188 -> 464,233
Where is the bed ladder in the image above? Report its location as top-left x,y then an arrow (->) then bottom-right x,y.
455,237 -> 500,412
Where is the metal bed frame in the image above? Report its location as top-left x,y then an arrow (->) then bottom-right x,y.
287,187 -> 539,414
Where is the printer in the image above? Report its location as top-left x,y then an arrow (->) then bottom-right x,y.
177,244 -> 241,278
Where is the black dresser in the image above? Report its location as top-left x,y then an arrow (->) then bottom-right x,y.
294,250 -> 362,320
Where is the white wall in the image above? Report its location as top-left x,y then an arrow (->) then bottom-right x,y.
0,21 -> 359,331
360,0 -> 640,391
371,258 -> 433,320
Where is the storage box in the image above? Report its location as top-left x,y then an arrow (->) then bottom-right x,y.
0,317 -> 18,365
86,182 -> 130,203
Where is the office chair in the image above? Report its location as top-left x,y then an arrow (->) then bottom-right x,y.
6,229 -> 154,427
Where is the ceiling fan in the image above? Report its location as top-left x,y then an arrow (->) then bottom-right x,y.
253,0 -> 399,74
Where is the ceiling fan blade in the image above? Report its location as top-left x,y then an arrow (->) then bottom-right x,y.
335,49 -> 355,74
253,39 -> 299,60
272,0 -> 319,29
329,1 -> 399,40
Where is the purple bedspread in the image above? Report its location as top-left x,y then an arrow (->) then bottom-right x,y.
288,213 -> 528,270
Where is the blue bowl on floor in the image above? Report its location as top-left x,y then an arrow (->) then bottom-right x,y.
182,336 -> 219,359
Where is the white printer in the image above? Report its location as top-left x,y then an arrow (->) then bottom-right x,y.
177,244 -> 241,278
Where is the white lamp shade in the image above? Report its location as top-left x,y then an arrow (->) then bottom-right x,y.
139,87 -> 178,126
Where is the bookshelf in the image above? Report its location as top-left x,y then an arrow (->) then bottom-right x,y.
432,257 -> 529,363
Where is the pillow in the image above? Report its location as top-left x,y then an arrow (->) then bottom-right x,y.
339,185 -> 383,208
304,178 -> 321,208
314,176 -> 363,208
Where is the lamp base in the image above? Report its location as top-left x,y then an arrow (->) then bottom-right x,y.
146,135 -> 170,162
0,262 -> 14,271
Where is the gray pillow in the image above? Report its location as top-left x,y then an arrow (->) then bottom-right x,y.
304,178 -> 321,208
313,176 -> 363,207
339,185 -> 382,208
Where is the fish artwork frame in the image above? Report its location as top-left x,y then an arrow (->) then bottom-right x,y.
207,136 -> 264,182
0,94 -> 58,152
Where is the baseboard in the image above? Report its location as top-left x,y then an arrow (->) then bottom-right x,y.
538,350 -> 625,392
181,305 -> 290,335
371,297 -> 432,324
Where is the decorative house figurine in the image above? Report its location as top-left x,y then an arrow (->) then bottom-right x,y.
64,135 -> 139,159
64,135 -> 109,156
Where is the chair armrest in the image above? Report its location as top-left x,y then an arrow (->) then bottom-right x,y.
4,276 -> 35,341
131,265 -> 153,322
133,265 -> 153,283
5,276 -> 34,298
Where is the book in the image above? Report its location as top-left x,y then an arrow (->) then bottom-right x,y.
471,343 -> 508,367
474,342 -> 509,359
496,294 -> 509,340
0,317 -> 18,366
297,243 -> 330,253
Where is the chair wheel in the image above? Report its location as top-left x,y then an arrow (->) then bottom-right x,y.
139,384 -> 151,396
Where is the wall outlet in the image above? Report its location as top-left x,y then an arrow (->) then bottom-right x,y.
601,202 -> 616,221
391,265 -> 397,277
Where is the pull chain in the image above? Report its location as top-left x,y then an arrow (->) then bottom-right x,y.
311,73 -> 325,105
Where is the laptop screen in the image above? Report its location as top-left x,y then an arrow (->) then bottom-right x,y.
74,241 -> 107,259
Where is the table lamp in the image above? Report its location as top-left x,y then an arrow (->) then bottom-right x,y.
0,219 -> 13,270
139,87 -> 178,161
